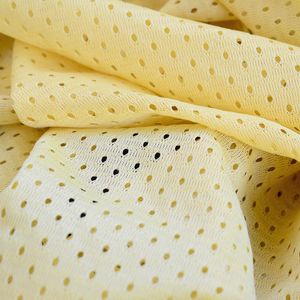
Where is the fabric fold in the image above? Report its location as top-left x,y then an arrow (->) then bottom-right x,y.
0,124 -> 44,190
0,0 -> 299,132
0,125 -> 257,299
9,40 -> 300,161
0,34 -> 19,124
219,0 -> 300,46
161,0 -> 236,23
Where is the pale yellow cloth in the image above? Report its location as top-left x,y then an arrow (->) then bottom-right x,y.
0,1 -> 300,299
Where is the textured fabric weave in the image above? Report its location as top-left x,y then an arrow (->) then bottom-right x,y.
0,1 -> 300,299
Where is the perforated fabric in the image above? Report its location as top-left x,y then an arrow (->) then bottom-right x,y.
0,1 -> 300,299
123,0 -> 168,10
219,0 -> 300,46
161,0 -> 236,23
0,34 -> 18,125
0,124 -> 44,190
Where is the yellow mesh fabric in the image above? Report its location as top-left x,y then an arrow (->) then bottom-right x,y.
161,0 -> 236,23
0,124 -> 44,190
219,0 -> 300,46
0,34 -> 18,124
123,0 -> 168,10
0,1 -> 300,299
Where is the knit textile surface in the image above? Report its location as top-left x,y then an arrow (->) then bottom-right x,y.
0,1 -> 300,299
